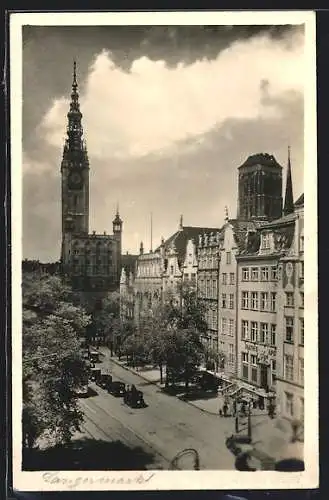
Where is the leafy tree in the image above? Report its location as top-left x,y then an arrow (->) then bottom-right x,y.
22,271 -> 91,449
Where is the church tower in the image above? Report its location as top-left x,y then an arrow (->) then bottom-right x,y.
237,153 -> 283,221
61,61 -> 89,266
283,146 -> 294,216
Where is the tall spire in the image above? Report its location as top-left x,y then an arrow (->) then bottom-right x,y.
283,145 -> 294,215
66,60 -> 84,152
224,205 -> 229,222
150,212 -> 153,252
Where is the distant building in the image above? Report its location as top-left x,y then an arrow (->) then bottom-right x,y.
60,62 -> 122,298
119,253 -> 139,322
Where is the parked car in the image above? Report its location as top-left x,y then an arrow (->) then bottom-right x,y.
90,368 -> 101,383
108,381 -> 126,397
98,373 -> 112,390
225,434 -> 252,456
124,387 -> 145,408
89,350 -> 101,364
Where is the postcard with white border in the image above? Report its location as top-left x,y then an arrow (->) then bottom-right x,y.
11,10 -> 318,491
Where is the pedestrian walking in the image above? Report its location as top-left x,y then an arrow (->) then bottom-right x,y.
223,402 -> 228,417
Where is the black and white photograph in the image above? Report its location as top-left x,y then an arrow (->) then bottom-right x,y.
11,10 -> 318,491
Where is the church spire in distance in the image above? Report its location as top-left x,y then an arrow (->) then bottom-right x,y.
283,145 -> 294,216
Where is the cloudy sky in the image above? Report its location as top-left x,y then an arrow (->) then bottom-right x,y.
22,23 -> 305,262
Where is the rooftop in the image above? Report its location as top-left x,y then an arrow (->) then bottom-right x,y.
238,153 -> 283,170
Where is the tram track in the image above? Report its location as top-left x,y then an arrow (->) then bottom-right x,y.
79,395 -> 170,469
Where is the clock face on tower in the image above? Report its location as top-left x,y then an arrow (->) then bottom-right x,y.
68,170 -> 83,190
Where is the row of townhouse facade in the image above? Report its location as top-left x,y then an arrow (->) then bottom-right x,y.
120,152 -> 305,423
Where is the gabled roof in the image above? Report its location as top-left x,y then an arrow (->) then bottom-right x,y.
261,212 -> 297,229
226,219 -> 263,252
157,226 -> 220,264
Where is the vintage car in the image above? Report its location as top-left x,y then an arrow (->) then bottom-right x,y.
108,381 -> 126,397
89,350 -> 101,364
89,368 -> 101,383
98,373 -> 113,390
124,387 -> 145,408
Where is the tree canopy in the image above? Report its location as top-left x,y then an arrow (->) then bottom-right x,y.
22,271 -> 91,449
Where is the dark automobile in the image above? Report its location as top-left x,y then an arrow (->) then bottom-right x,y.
89,350 -> 101,364
124,388 -> 145,408
108,381 -> 126,397
98,373 -> 112,390
225,434 -> 252,456
192,372 -> 220,392
90,368 -> 101,383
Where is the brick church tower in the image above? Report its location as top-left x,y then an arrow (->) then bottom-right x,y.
237,153 -> 283,221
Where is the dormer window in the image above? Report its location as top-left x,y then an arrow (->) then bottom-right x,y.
261,233 -> 271,250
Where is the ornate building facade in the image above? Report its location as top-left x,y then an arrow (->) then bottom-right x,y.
275,193 -> 304,423
197,230 -> 221,350
60,63 -> 122,296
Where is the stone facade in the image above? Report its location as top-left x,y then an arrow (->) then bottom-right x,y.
197,231 -> 221,350
275,196 -> 304,423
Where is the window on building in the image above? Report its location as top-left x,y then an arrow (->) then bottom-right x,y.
261,233 -> 270,250
241,320 -> 249,340
300,397 -> 304,420
251,367 -> 258,383
242,352 -> 249,363
242,267 -> 249,281
191,273 -> 196,283
242,363 -> 249,380
270,292 -> 277,312
250,354 -> 257,365
242,291 -> 249,309
229,319 -> 234,336
229,294 -> 234,309
222,273 -> 227,285
300,292 -> 304,308
285,292 -> 294,307
285,392 -> 294,417
285,317 -> 294,343
206,280 -> 211,298
230,272 -> 235,285
212,279 -> 217,297
228,344 -> 234,364
299,358 -> 304,385
260,323 -> 268,343
300,261 -> 304,280
300,318 -> 304,346
271,266 -> 278,281
251,267 -> 259,281
260,292 -> 269,311
220,341 -> 225,351
222,293 -> 227,308
284,355 -> 294,382
170,265 -> 174,275
251,291 -> 258,310
300,235 -> 304,253
261,267 -> 269,281
183,273 -> 189,281
251,322 -> 258,342
226,252 -> 231,264
221,317 -> 227,334
270,324 -> 276,346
